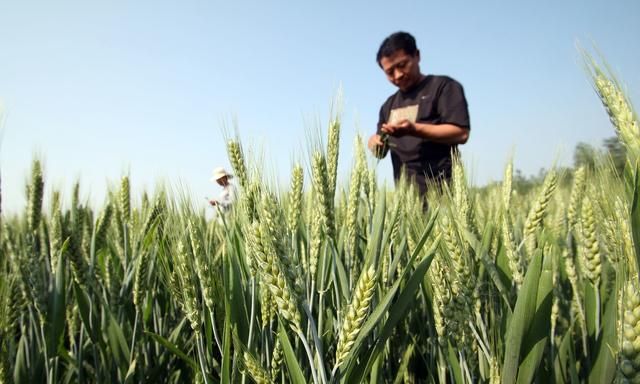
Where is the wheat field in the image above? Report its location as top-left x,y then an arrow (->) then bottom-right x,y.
0,58 -> 639,384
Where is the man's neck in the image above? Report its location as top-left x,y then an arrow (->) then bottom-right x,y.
400,74 -> 427,93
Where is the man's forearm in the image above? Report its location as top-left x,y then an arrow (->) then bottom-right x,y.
413,122 -> 469,144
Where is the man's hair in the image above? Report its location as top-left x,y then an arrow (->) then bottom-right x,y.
376,31 -> 418,66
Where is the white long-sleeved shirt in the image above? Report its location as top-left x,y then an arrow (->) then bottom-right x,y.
216,183 -> 237,212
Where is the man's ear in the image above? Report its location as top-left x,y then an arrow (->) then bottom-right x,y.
416,49 -> 421,62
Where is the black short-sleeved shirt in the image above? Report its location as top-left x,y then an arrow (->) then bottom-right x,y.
377,75 -> 470,196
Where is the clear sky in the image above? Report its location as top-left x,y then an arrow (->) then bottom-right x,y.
1,0 -> 639,214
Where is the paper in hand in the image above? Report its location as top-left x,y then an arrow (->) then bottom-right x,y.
388,105 -> 418,125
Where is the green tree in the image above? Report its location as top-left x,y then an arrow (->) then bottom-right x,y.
602,135 -> 626,176
573,142 -> 599,170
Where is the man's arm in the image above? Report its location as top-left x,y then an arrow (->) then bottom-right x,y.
381,78 -> 470,144
381,120 -> 469,144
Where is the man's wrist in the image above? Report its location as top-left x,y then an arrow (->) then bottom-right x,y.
412,122 -> 430,138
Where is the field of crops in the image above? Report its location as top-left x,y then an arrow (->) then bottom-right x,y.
1,59 -> 639,384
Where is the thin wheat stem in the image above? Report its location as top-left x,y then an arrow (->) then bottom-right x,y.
209,311 -> 223,356
78,323 -> 85,383
306,278 -> 316,349
248,278 -> 257,349
467,319 -> 490,361
295,328 -> 322,384
196,334 -> 210,384
316,244 -> 328,364
40,322 -> 51,384
308,279 -> 316,313
594,283 -> 601,340
302,302 -> 328,384
461,352 -> 473,384
330,240 -> 342,313
129,311 -> 139,369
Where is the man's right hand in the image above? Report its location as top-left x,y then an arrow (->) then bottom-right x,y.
368,134 -> 383,152
368,133 -> 389,159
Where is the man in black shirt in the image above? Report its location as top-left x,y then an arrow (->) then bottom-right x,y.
368,31 -> 470,198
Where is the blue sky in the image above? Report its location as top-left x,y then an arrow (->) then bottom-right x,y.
1,0 -> 639,214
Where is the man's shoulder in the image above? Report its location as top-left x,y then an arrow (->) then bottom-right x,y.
427,74 -> 462,87
429,75 -> 467,94
381,91 -> 400,108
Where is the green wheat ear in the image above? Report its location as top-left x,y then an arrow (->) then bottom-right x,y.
311,150 -> 335,240
119,175 -> 131,223
579,195 -> 601,286
523,169 -> 558,255
270,339 -> 284,381
327,118 -> 341,201
335,265 -> 377,368
27,159 -> 44,234
228,139 -> 248,189
590,67 -> 640,160
243,351 -> 273,384
286,163 -> 304,234
502,159 -> 513,211
620,282 -> 640,382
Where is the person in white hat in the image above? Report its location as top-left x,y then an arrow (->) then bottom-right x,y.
209,167 -> 237,212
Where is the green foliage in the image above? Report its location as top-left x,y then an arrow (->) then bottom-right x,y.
0,53 -> 638,384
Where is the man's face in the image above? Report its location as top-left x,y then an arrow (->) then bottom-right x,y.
216,176 -> 228,186
379,49 -> 421,92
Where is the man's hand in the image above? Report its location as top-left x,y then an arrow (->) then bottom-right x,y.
367,133 -> 384,152
382,120 -> 470,144
209,199 -> 218,207
381,119 -> 416,136
368,133 -> 390,159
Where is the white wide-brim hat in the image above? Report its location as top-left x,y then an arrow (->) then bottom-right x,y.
211,167 -> 233,182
